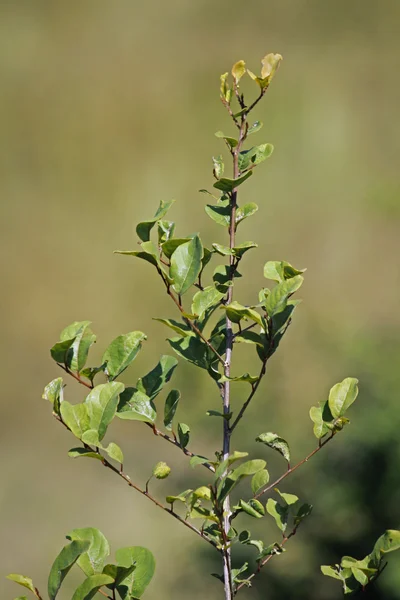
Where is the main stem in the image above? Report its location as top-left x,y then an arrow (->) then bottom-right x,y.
222,115 -> 247,600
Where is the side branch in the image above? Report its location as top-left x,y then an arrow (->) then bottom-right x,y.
254,433 -> 335,500
59,365 -> 214,472
54,414 -> 217,549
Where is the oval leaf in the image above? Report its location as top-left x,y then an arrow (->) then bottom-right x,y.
48,540 -> 90,600
102,332 -> 147,380
66,528 -> 110,577
170,235 -> 203,295
328,377 -> 359,419
115,547 -> 155,599
71,574 -> 114,600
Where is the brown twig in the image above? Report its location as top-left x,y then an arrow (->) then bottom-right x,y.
57,363 -> 93,389
54,414 -> 217,548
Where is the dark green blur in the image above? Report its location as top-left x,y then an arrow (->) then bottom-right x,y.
1,1 -> 399,598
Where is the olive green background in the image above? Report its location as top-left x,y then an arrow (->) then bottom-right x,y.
1,1 -> 400,598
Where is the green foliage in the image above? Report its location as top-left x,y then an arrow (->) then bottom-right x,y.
8,530 -> 155,600
321,529 -> 400,595
11,51 -> 396,600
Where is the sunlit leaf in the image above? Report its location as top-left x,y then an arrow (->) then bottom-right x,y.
115,547 -> 155,599
102,332 -> 147,380
117,387 -> 156,423
137,355 -> 178,400
66,528 -> 110,577
170,235 -> 203,295
328,377 -> 359,419
48,540 -> 90,600
136,199 -> 175,242
256,432 -> 291,463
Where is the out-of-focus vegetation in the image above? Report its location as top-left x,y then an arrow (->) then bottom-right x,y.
1,1 -> 399,598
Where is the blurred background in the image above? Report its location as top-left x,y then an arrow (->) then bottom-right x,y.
1,1 -> 400,598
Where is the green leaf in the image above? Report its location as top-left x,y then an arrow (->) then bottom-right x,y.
189,455 -> 211,468
266,498 -> 288,532
294,503 -> 313,526
309,401 -> 332,439
251,469 -> 270,495
215,130 -> 238,148
66,528 -> 110,577
240,498 -> 265,519
137,355 -> 178,399
261,53 -> 283,81
206,410 -> 232,419
371,530 -> 400,566
60,321 -> 96,373
223,301 -> 265,328
48,540 -> 90,600
170,235 -> 203,295
178,423 -> 190,448
275,489 -> 299,506
264,260 -> 306,283
115,242 -> 170,279
219,72 -> 232,102
236,203 -> 258,226
167,335 -> 210,370
161,238 -> 191,259
60,402 -> 90,439
84,382 -> 124,441
218,460 -> 266,503
68,448 -> 103,461
265,275 -> 304,317
220,373 -> 259,385
231,460 -> 266,479
212,241 -> 257,259
103,564 -> 136,589
328,377 -> 359,419
136,199 -> 175,242
238,144 -> 273,171
205,202 -> 231,227
164,389 -> 180,431
213,264 -> 241,293
71,574 -> 114,600
214,451 -> 249,480
43,378 -> 63,416
117,387 -> 156,423
154,318 -> 191,337
115,547 -> 155,599
213,171 -> 253,192
191,286 -> 224,319
212,155 -> 224,178
105,442 -> 124,463
232,59 -> 246,82
6,575 -> 36,594
235,330 -> 265,347
102,332 -> 147,380
247,121 -> 263,135
80,364 -> 107,383
157,219 -> 175,244
50,338 -> 76,365
166,489 -> 193,505
255,432 -> 291,463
